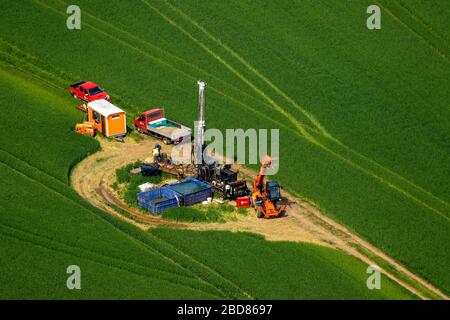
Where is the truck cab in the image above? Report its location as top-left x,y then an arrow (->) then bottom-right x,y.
134,108 -> 191,145
134,109 -> 164,129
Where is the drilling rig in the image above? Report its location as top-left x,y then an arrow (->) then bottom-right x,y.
194,80 -> 249,199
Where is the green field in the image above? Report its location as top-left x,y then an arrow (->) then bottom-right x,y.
0,0 -> 449,297
0,61 -> 413,298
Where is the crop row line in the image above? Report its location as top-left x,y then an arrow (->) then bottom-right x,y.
0,150 -> 228,297
0,222 -> 221,298
395,0 -> 450,48
0,157 -> 209,283
7,0 -> 450,292
162,0 -> 332,139
0,36 -> 316,166
28,0 -> 330,150
317,139 -> 450,221
142,0 -> 319,142
34,0 -> 321,138
375,0 -> 450,64
0,165 -> 219,294
0,34 -> 138,124
0,218 -> 210,293
13,1 -> 450,220
148,230 -> 254,299
0,50 -> 64,93
52,0 -> 278,113
50,0 -> 322,137
1,150 -> 219,288
334,140 -> 450,211
0,148 -> 250,298
24,0 -> 449,215
0,197 -> 191,283
144,1 -> 450,219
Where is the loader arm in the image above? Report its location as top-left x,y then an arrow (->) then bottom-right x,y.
253,171 -> 265,192
253,159 -> 271,192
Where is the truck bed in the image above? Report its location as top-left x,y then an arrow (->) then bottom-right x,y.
146,118 -> 191,140
70,81 -> 86,89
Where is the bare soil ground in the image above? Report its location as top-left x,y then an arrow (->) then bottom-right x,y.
71,135 -> 448,300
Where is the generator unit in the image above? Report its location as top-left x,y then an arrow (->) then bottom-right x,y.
140,163 -> 161,177
197,163 -> 249,199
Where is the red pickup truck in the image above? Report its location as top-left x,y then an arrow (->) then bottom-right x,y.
70,81 -> 111,102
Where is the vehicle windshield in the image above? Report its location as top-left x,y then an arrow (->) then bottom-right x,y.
269,187 -> 280,199
88,86 -> 103,95
267,182 -> 280,200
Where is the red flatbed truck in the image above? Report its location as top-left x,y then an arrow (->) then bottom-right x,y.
134,108 -> 191,144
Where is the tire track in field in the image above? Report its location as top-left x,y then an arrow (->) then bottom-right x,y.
48,0 -> 319,136
96,180 -> 254,299
268,0 -> 450,213
12,0 -> 448,296
69,139 -> 254,299
10,2 -> 450,219
334,140 -> 450,211
0,148 -> 251,299
375,0 -> 450,63
32,0 -> 320,139
32,0 -> 450,215
0,221 -> 203,289
395,0 -> 450,48
0,156 -> 185,275
29,0 -> 323,145
37,0 -> 291,127
72,136 -> 449,300
0,155 -> 227,297
0,189 -> 217,291
181,1 -> 449,217
143,0 -> 450,219
53,0 -> 274,110
162,0 -> 332,139
204,15 -> 450,214
316,141 -> 450,221
1,32 -> 282,141
283,1 -> 450,212
141,0 -> 317,143
0,223 -> 223,298
146,231 -> 254,299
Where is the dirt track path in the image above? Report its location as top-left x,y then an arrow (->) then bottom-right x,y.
70,136 -> 448,300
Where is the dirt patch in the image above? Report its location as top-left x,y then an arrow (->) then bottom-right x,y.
70,135 -> 448,300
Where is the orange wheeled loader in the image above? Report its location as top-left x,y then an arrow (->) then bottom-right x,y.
251,156 -> 286,218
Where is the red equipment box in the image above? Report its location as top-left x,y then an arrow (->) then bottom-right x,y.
236,196 -> 251,208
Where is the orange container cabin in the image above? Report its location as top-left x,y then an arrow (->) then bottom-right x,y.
86,100 -> 126,138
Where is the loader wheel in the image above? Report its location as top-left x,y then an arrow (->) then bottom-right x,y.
256,206 -> 263,218
277,210 -> 286,218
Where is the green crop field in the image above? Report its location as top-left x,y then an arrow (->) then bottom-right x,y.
0,0 -> 449,299
0,58 -> 412,299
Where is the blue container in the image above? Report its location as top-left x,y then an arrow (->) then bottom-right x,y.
137,178 -> 211,214
137,187 -> 182,214
166,178 -> 212,206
